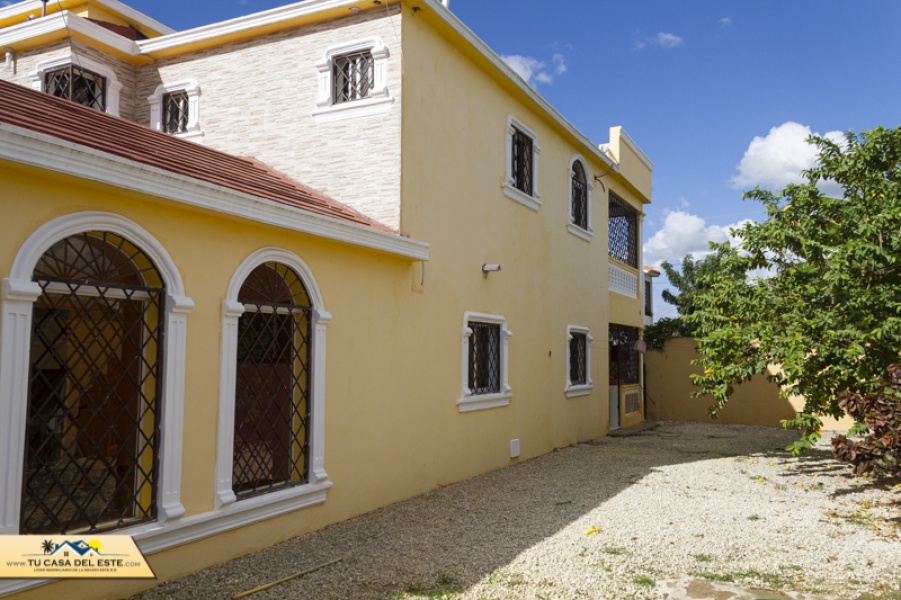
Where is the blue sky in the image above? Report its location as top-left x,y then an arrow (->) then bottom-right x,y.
124,0 -> 901,318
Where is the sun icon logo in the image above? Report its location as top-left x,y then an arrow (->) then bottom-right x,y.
88,540 -> 102,553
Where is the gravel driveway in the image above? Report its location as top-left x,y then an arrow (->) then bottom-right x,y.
129,422 -> 901,600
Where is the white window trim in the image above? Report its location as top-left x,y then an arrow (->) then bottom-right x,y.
458,311 -> 512,413
214,248 -> 332,512
148,79 -> 203,143
312,36 -> 394,124
565,325 -> 593,398
567,154 -> 593,242
503,115 -> 541,211
0,212 -> 193,537
31,50 -> 122,116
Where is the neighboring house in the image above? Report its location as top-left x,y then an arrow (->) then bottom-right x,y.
0,1 -> 652,598
642,266 -> 660,328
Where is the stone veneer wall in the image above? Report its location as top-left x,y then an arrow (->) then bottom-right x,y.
135,7 -> 403,230
1,40 -> 139,121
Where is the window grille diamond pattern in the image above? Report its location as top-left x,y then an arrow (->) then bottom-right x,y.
23,232 -> 164,534
468,321 -> 500,395
44,65 -> 106,111
569,332 -> 588,386
333,51 -> 374,104
163,91 -> 189,134
571,162 -> 589,229
609,324 -> 639,385
512,128 -> 534,196
234,263 -> 312,499
608,193 -> 638,267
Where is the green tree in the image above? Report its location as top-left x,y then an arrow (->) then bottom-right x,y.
687,126 -> 901,468
644,253 -> 725,349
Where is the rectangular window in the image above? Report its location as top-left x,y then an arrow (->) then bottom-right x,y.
609,323 -> 639,385
43,65 -> 106,111
569,332 -> 588,386
511,127 -> 534,196
333,51 -> 374,104
162,91 -> 189,134
608,193 -> 638,268
644,279 -> 653,317
468,321 -> 500,395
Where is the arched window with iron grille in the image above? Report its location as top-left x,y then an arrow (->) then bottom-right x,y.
571,161 -> 589,230
24,231 -> 165,534
233,262 -> 312,499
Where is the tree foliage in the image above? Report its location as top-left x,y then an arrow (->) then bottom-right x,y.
644,253 -> 726,349
686,126 -> 901,471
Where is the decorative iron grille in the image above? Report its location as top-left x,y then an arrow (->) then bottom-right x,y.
569,332 -> 588,386
511,127 -> 534,196
571,162 -> 588,229
234,263 -> 312,499
162,91 -> 189,134
43,65 -> 106,111
333,51 -> 374,104
609,323 -> 639,385
468,321 -> 501,395
608,193 -> 638,267
23,232 -> 164,534
624,389 -> 642,414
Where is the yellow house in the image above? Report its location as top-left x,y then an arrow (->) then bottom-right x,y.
0,1 -> 652,598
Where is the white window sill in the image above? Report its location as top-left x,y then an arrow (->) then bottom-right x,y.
565,384 -> 593,398
502,183 -> 541,211
567,223 -> 593,242
457,392 -> 512,413
312,95 -> 395,124
172,129 -> 205,144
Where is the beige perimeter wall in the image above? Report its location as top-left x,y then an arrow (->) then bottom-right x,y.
645,337 -> 853,430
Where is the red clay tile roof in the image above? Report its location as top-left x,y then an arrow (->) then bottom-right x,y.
0,80 -> 394,233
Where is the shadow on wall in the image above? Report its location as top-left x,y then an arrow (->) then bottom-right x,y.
644,337 -> 853,430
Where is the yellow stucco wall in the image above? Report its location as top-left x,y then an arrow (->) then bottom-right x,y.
644,337 -> 854,430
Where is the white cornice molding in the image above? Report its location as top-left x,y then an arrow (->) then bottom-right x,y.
0,11 -> 140,57
138,0 -> 363,54
0,124 -> 429,261
0,0 -> 174,35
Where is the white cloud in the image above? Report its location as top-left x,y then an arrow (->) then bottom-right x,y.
501,53 -> 566,87
719,16 -> 733,27
657,32 -> 684,48
731,121 -> 844,191
643,210 -> 748,269
634,32 -> 684,51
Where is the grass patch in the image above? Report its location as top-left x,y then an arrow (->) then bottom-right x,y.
602,546 -> 628,555
632,575 -> 655,587
691,572 -> 734,583
747,514 -> 761,521
690,553 -> 714,563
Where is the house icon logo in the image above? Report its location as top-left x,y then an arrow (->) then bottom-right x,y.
42,539 -> 105,558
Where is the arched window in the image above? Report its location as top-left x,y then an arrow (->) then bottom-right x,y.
232,262 -> 312,499
24,231 -> 165,534
571,161 -> 589,230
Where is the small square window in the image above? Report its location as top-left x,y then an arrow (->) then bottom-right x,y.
163,91 -> 189,134
333,51 -> 374,104
44,65 -> 106,111
459,312 -> 511,412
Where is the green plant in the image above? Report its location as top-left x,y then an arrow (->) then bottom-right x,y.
691,553 -> 713,563
632,575 -> 655,587
747,514 -> 761,521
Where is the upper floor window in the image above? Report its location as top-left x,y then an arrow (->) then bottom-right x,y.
147,80 -> 203,142
503,116 -> 541,211
32,52 -> 122,116
163,91 -> 189,134
44,65 -> 106,111
333,51 -> 374,104
568,156 -> 592,241
608,192 -> 638,268
313,37 -> 393,123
